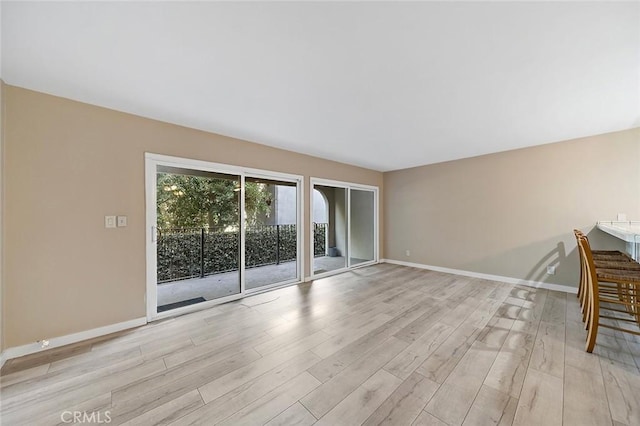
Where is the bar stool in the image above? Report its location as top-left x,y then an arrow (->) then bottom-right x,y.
577,236 -> 640,352
573,230 -> 637,313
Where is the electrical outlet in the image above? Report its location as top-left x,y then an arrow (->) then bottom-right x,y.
405,250 -> 411,257
546,265 -> 556,275
105,216 -> 116,228
617,213 -> 627,221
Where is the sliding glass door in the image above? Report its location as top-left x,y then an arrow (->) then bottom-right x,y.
313,185 -> 348,275
311,179 -> 378,277
146,154 -> 302,320
245,176 -> 299,290
155,166 -> 241,313
349,189 -> 376,266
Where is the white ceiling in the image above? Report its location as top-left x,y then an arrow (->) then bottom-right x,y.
2,1 -> 639,172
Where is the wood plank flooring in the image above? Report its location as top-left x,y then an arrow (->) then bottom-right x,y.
2,263 -> 640,425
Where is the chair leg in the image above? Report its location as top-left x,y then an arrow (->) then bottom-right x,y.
586,297 -> 599,353
630,284 -> 640,325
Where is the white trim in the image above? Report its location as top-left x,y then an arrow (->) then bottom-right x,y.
310,177 -> 348,190
245,278 -> 301,296
299,177 -> 305,280
304,259 -> 380,283
0,317 -> 147,365
374,188 -> 379,264
349,187 -> 378,267
145,153 -> 304,182
347,186 -> 352,267
310,177 -> 378,192
309,266 -> 350,281
144,156 -> 157,321
351,260 -> 378,270
0,82 -> 4,372
381,259 -> 578,294
243,171 -> 305,289
240,174 -> 246,295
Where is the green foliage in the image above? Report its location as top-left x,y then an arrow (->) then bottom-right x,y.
156,224 -> 328,283
245,224 -> 297,268
157,225 -> 299,283
314,223 -> 327,256
245,181 -> 272,226
157,173 -> 271,229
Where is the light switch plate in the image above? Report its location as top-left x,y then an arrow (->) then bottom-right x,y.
105,216 -> 116,228
117,216 -> 128,227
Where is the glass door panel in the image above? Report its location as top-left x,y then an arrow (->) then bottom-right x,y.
313,185 -> 348,274
244,177 -> 299,290
156,166 -> 240,312
349,189 -> 375,266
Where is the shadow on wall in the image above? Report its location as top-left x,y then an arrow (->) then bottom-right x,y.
523,241 -> 566,284
459,227 -> 627,289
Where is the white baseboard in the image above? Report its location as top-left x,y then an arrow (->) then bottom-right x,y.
0,317 -> 147,369
0,260 -> 575,369
381,259 -> 578,294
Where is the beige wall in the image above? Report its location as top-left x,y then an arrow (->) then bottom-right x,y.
1,81 -> 5,352
4,85 -> 383,348
5,83 -> 638,351
384,128 -> 640,288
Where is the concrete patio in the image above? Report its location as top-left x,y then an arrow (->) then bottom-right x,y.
157,256 -> 348,307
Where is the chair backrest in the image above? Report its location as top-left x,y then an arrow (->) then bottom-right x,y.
573,229 -> 588,260
577,235 -> 600,312
577,236 -> 594,277
574,229 -> 587,279
574,229 -> 587,241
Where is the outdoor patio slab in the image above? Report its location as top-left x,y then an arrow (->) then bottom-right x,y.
157,256 -> 348,307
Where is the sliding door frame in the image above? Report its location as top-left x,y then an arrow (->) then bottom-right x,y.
145,153 -> 304,321
244,171 -> 304,295
309,177 -> 379,280
348,187 -> 378,269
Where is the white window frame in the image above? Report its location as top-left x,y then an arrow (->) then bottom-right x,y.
145,153 -> 304,321
309,177 -> 379,280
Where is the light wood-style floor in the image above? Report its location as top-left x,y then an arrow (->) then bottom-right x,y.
2,264 -> 640,425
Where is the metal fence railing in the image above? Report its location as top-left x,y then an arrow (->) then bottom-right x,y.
157,227 -> 237,283
157,223 -> 329,284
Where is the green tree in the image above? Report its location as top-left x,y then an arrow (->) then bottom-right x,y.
157,173 -> 271,229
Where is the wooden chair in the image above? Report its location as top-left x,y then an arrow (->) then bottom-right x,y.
577,235 -> 640,352
573,229 -> 637,312
575,232 -> 640,322
573,229 -> 633,261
